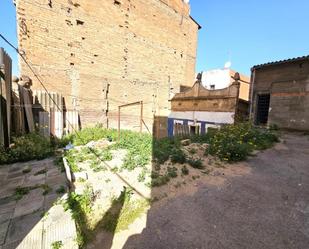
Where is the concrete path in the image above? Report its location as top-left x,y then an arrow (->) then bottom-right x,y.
122,133 -> 309,249
0,158 -> 78,249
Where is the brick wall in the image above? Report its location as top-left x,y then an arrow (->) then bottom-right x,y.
15,0 -> 199,133
251,59 -> 309,130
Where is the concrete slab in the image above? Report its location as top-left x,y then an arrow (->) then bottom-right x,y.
6,212 -> 42,245
13,190 -> 44,218
23,174 -> 45,187
0,221 -> 10,245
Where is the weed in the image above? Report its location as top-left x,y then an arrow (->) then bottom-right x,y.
22,166 -> 32,174
181,165 -> 189,175
170,149 -> 186,164
41,184 -> 52,195
201,169 -> 211,175
101,188 -> 149,233
151,171 -> 160,179
187,158 -> 204,169
167,166 -> 178,178
151,175 -> 170,187
137,168 -> 148,182
192,175 -> 200,180
15,186 -> 31,200
54,157 -> 65,172
56,185 -> 66,194
41,211 -> 49,219
51,241 -> 63,249
189,148 -> 197,155
63,186 -> 93,247
205,123 -> 279,162
34,168 -> 47,176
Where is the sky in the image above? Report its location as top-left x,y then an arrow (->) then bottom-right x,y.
0,0 -> 309,76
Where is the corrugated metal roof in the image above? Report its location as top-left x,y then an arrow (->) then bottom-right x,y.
252,55 -> 309,70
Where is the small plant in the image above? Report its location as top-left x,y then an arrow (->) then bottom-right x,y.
34,168 -> 47,176
56,185 -> 66,194
137,168 -> 148,182
201,169 -> 211,175
41,211 -> 49,219
170,149 -> 186,164
181,165 -> 189,175
51,241 -> 63,249
15,186 -> 31,200
22,166 -> 32,174
189,148 -> 197,155
192,175 -> 200,180
167,166 -> 178,178
187,158 -> 204,169
151,175 -> 170,187
54,157 -> 65,172
41,184 -> 52,195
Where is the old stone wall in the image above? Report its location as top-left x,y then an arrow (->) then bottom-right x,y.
15,0 -> 199,133
251,59 -> 309,130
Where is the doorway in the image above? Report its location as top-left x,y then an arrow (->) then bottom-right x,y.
256,94 -> 270,125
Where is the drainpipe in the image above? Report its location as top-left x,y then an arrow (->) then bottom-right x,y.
249,68 -> 256,122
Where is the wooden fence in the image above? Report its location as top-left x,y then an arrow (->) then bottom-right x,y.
0,48 -> 12,147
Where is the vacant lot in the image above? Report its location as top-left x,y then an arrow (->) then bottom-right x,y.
121,133 -> 309,249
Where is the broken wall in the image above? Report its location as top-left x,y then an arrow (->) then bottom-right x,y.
15,0 -> 199,133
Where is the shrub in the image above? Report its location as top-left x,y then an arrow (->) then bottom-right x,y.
0,133 -> 53,165
181,165 -> 189,175
170,149 -> 187,164
167,166 -> 178,178
205,123 -> 279,162
187,158 -> 204,169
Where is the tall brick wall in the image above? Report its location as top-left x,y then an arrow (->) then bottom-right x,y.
15,0 -> 199,133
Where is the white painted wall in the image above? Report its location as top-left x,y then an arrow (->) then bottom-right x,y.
169,111 -> 235,124
201,69 -> 231,90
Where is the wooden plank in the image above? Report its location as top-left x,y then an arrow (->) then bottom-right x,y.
21,87 -> 35,132
39,111 -> 50,137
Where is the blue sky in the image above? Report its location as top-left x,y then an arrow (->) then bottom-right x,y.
1,0 -> 309,76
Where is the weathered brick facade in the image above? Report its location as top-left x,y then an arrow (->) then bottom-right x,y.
15,0 -> 200,134
251,56 -> 309,131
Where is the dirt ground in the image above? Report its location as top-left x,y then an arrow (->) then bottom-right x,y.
116,133 -> 309,249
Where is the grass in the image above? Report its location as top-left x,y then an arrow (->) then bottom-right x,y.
15,184 -> 53,200
51,241 -> 63,249
100,188 -> 149,233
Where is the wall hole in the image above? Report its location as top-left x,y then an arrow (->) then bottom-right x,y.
76,19 -> 84,25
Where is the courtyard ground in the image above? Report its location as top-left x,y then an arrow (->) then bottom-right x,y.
0,158 -> 77,249
115,133 -> 309,249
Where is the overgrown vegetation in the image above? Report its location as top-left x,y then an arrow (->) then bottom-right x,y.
0,133 -> 54,165
63,186 -> 93,248
63,186 -> 148,247
205,123 -> 279,162
51,241 -> 63,249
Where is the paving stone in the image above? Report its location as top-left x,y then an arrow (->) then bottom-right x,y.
7,171 -> 26,180
13,190 -> 44,218
44,193 -> 61,210
0,221 -> 10,245
2,240 -> 21,249
46,174 -> 67,186
14,219 -> 43,249
0,201 -> 16,215
0,178 -> 24,199
6,212 -> 42,244
23,174 -> 45,187
46,167 -> 61,178
0,212 -> 13,223
43,204 -> 77,249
